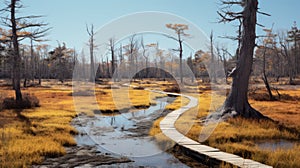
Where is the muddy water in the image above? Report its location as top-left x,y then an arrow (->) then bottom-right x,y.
73,97 -> 194,167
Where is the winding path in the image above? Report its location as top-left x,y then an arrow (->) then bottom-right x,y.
157,91 -> 272,168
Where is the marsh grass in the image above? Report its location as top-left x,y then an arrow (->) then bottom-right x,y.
95,87 -> 155,113
147,79 -> 300,168
173,88 -> 300,168
0,87 -> 77,167
0,81 -> 165,167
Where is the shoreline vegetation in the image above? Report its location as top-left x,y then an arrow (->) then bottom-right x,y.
147,79 -> 300,168
0,79 -> 299,167
0,80 -> 162,167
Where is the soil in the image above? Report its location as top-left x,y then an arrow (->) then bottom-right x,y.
32,146 -> 131,168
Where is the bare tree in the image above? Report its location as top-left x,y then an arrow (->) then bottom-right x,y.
215,0 -> 268,119
257,28 -> 277,100
123,34 -> 138,79
287,22 -> 300,77
108,38 -> 116,81
86,24 -> 96,82
210,31 -> 217,83
1,0 -> 49,101
166,23 -> 189,83
278,31 -> 294,85
140,37 -> 149,78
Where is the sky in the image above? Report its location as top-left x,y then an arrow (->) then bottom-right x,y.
6,0 -> 300,57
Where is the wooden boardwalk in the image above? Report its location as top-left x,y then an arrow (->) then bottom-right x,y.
157,91 -> 272,168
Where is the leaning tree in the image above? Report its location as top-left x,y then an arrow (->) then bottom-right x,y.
215,0 -> 268,119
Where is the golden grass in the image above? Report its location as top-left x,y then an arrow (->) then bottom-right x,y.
96,87 -> 154,112
0,87 -> 76,167
173,87 -> 300,168
165,96 -> 190,111
0,81 -> 164,167
147,79 -> 300,168
250,89 -> 300,130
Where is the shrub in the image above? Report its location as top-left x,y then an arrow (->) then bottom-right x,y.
3,93 -> 40,109
164,85 -> 180,93
133,86 -> 145,90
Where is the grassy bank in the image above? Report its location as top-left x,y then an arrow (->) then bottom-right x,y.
0,81 -> 157,167
0,86 -> 77,167
152,85 -> 300,168
145,79 -> 300,167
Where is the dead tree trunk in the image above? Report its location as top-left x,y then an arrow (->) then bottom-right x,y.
216,0 -> 266,119
262,46 -> 275,100
210,31 -> 217,83
109,38 -> 116,81
87,24 -> 96,82
11,0 -> 22,101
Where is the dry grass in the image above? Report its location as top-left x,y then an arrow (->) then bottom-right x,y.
0,87 -> 76,167
173,86 -> 300,168
0,81 -> 164,167
250,89 -> 300,131
165,96 -> 190,111
147,79 -> 300,167
95,87 -> 154,113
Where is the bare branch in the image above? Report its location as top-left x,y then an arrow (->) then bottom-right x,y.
257,10 -> 271,17
217,11 -> 242,23
15,15 -> 45,21
220,0 -> 243,5
218,35 -> 240,41
163,34 -> 178,42
256,22 -> 265,28
17,23 -> 48,31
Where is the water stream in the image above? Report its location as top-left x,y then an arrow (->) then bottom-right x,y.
73,97 -> 192,167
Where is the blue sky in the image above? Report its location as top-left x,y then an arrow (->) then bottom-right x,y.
17,0 -> 300,55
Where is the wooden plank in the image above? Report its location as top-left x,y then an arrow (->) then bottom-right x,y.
155,90 -> 273,168
183,144 -> 220,152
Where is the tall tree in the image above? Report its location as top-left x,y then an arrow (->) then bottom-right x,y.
1,0 -> 49,101
210,31 -> 217,83
166,23 -> 189,83
256,28 -> 277,100
108,38 -> 116,81
216,0 -> 267,119
278,31 -> 294,85
140,37 -> 149,78
48,43 -> 74,83
287,22 -> 300,77
86,24 -> 96,82
123,34 -> 138,79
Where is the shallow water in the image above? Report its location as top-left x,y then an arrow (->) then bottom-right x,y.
256,139 -> 298,151
74,97 -> 191,167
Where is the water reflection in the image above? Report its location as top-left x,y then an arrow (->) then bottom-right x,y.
256,139 -> 298,151
74,97 -> 191,167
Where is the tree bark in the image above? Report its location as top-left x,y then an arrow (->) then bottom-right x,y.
179,34 -> 183,84
220,0 -> 265,119
109,38 -> 116,81
210,31 -> 217,83
11,0 -> 23,101
262,46 -> 275,100
87,25 -> 95,82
